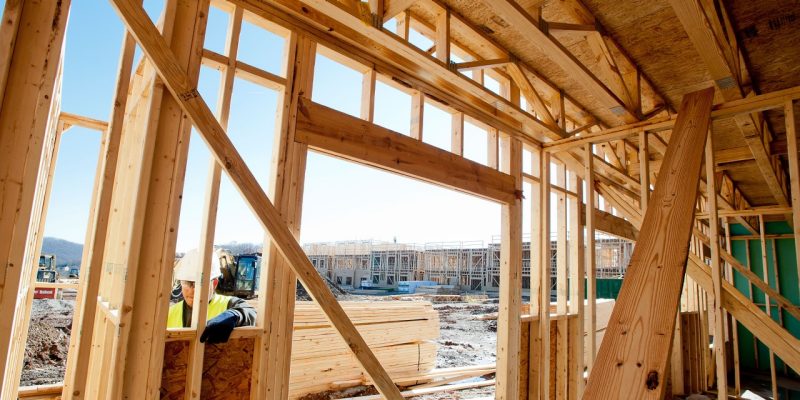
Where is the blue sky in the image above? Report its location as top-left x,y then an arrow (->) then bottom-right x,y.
26,0 -> 565,252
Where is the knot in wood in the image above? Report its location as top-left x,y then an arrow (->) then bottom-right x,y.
645,370 -> 659,390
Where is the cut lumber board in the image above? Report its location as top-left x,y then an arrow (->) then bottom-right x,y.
584,87 -> 715,399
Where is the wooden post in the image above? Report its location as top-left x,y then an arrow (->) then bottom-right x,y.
497,137 -> 522,400
529,147 -> 542,400
723,218 -> 741,397
758,216 -> 779,400
411,90 -> 424,140
785,100 -> 800,288
585,144 -> 597,373
185,6 -> 243,399
435,7 -> 449,64
555,162 -> 568,399
639,131 -> 649,212
539,151 -> 552,400
584,88 -> 715,399
451,112 -> 464,156
705,128 -> 728,399
568,170 -> 585,398
252,33 -> 315,400
488,128 -> 499,170
62,32 -> 134,400
0,1 -> 70,397
361,69 -> 376,122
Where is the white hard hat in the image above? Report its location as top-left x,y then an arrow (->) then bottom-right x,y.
173,249 -> 224,282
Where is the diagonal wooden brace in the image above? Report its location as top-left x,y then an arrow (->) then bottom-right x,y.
106,0 -> 403,398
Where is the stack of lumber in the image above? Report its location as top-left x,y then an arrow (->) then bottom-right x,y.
289,301 -> 439,398
160,301 -> 439,399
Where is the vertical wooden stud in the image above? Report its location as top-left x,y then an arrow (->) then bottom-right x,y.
705,128 -> 727,400
411,90 -> 424,140
584,144 -> 597,373
497,138 -> 522,400
451,112 -> 464,156
361,69 -> 376,122
639,131 -> 649,212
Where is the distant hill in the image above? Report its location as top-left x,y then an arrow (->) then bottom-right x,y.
42,237 -> 83,267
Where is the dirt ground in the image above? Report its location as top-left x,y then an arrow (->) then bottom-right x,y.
22,294 -> 499,398
21,299 -> 74,387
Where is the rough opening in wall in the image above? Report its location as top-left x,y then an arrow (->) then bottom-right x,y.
463,119 -> 489,166
312,46 -> 363,118
374,76 -> 413,135
421,98 -> 452,151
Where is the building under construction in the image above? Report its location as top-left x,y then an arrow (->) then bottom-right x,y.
305,237 -> 633,292
2,0 -> 800,399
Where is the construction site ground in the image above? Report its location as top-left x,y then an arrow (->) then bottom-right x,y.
22,293 -> 499,398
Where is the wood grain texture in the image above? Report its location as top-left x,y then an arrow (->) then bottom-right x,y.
583,87 -> 715,399
107,1 -> 403,397
294,97 -> 517,204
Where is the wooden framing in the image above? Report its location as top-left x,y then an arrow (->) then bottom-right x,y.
0,1 -> 70,397
3,0 -> 800,398
585,88 -> 714,399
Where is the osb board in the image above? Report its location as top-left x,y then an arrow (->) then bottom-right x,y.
161,339 -> 254,400
429,0 -> 630,126
728,0 -> 800,167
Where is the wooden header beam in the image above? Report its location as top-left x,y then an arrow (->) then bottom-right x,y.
107,1 -> 403,398
294,97 -> 517,204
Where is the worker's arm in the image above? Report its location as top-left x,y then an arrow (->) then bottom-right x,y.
225,297 -> 257,327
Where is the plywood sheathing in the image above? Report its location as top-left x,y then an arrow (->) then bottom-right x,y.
419,0 -> 627,126
578,0 -> 786,206
728,0 -> 800,180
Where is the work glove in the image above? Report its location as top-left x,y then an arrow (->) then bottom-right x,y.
200,310 -> 238,344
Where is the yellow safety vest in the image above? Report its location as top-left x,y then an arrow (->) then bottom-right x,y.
167,294 -> 231,328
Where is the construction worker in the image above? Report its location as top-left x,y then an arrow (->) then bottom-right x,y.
167,249 -> 256,344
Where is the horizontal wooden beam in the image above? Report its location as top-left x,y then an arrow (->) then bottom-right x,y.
107,1 -> 404,398
294,98 -> 517,204
695,206 -> 792,219
59,112 -> 108,132
454,58 -> 512,72
545,85 -> 800,152
580,205 -> 638,241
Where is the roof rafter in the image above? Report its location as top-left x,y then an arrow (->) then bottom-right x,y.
669,0 -> 790,208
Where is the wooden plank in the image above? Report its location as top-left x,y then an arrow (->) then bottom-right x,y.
568,170 -> 585,397
496,138 -> 522,400
0,0 -> 22,111
758,216 -> 779,400
584,144 -> 597,373
555,162 -> 568,400
527,148 -> 542,400
451,112 -> 464,156
505,62 -> 558,130
61,32 -> 135,400
361,69 -> 376,122
786,100 -> 800,296
705,128 -> 727,400
639,130 -> 649,212
584,87 -> 715,399
0,1 -> 69,397
410,90 -> 424,140
538,152 -> 551,400
251,33 -> 314,400
723,220 -> 741,397
107,2 -> 403,397
434,7 -> 449,64
455,58 -> 512,72
295,98 -> 517,204
59,112 -> 109,132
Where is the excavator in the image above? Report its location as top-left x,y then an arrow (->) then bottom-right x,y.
171,249 -> 261,302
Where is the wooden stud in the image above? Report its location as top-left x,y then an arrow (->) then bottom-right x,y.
411,90 -> 424,140
723,219 -> 741,397
528,147 -> 543,399
488,128 -> 499,170
785,100 -> 800,287
568,170 -> 585,397
758,216 -> 779,400
0,1 -> 70,397
62,33 -> 135,400
361,69 -> 377,122
451,112 -> 464,156
108,1 -> 405,396
434,7 -> 449,64
639,131 -> 649,212
395,10 -> 410,41
705,128 -> 728,399
539,151 -> 551,400
496,137 -> 522,400
252,32 -> 314,400
555,161 -> 568,399
584,144 -> 597,373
